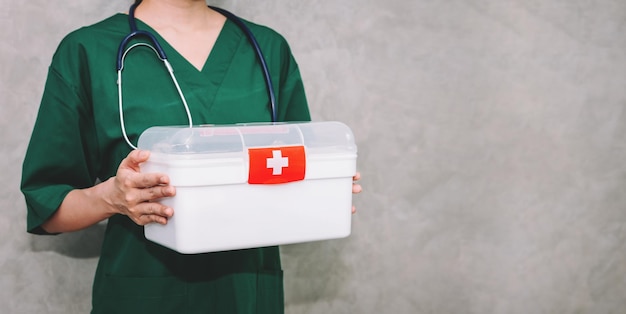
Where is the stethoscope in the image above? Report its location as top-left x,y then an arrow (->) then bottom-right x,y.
117,0 -> 277,149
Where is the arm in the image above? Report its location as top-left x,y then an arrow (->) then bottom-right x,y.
22,33 -> 178,234
41,150 -> 175,234
352,172 -> 362,214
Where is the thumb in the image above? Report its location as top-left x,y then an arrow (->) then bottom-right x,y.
121,149 -> 150,171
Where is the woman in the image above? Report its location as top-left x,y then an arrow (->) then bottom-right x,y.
21,0 -> 362,313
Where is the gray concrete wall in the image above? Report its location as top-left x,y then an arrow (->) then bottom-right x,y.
2,0 -> 626,313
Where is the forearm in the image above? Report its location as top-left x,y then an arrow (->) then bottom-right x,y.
40,150 -> 177,233
41,179 -> 118,234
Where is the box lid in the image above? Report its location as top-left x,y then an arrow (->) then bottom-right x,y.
137,121 -> 356,156
137,122 -> 357,186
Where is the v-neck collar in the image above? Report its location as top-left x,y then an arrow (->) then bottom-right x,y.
123,14 -> 242,77
113,12 -> 247,119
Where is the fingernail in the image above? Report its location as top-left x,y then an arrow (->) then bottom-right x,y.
164,185 -> 174,195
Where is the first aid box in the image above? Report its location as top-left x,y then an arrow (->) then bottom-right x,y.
137,121 -> 357,254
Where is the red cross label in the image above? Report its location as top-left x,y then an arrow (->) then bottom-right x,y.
248,146 -> 306,184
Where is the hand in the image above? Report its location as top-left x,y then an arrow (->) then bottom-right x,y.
352,172 -> 362,214
105,150 -> 176,225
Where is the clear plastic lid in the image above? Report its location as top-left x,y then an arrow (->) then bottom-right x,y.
137,121 -> 357,157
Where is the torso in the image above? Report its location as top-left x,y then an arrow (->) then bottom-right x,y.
24,11 -> 311,312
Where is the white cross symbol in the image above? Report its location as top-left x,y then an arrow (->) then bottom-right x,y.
266,150 -> 289,175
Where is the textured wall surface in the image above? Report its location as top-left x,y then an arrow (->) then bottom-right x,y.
2,0 -> 626,313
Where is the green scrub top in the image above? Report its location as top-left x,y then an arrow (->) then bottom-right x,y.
21,13 -> 310,314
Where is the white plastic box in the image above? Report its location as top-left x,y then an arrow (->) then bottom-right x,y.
137,121 -> 357,254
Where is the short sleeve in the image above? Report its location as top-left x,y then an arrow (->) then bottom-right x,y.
21,36 -> 100,235
275,35 -> 311,122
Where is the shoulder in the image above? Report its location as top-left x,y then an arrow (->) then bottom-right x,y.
234,17 -> 293,52
50,14 -> 126,69
48,14 -> 127,87
55,14 -> 127,54
241,20 -> 286,40
229,16 -> 301,72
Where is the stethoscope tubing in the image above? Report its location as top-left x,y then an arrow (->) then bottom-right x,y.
209,6 -> 277,123
116,1 -> 277,149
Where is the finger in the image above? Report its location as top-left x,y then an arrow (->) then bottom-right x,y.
129,149 -> 151,164
144,214 -> 170,225
352,183 -> 362,194
137,172 -> 170,189
353,172 -> 361,181
142,202 -> 174,218
120,150 -> 150,172
124,172 -> 170,189
133,203 -> 174,225
135,214 -> 169,226
352,205 -> 357,214
139,185 -> 176,202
